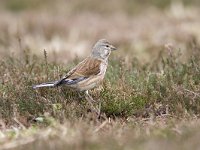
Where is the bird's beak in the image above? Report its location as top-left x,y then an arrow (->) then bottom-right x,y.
110,45 -> 117,51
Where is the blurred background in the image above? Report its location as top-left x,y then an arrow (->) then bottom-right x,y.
0,0 -> 200,63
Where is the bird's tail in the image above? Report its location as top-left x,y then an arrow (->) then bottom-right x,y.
32,81 -> 56,89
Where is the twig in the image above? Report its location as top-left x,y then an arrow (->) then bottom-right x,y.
94,120 -> 108,133
13,118 -> 26,130
44,49 -> 49,78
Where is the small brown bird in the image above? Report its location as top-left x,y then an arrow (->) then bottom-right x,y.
33,39 -> 117,111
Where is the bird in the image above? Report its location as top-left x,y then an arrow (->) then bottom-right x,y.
33,39 -> 117,113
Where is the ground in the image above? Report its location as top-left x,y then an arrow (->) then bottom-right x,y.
0,0 -> 200,150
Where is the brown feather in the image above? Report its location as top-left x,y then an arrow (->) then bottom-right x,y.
66,57 -> 102,80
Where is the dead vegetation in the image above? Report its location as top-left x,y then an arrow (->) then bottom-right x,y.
0,0 -> 200,150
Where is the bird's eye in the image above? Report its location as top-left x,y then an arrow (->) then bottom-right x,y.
106,45 -> 109,47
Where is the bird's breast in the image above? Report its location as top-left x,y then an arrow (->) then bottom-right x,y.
99,61 -> 108,76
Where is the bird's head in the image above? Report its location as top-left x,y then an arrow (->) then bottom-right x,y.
91,39 -> 117,60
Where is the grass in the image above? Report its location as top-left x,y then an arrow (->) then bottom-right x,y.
0,39 -> 200,149
1,0 -> 200,13
1,44 -> 199,120
0,1 -> 200,149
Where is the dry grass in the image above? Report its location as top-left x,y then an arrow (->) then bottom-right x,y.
0,1 -> 200,63
0,0 -> 200,150
1,118 -> 200,150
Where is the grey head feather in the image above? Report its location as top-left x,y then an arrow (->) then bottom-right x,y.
91,39 -> 117,60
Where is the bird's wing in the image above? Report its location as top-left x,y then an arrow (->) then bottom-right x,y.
69,57 -> 102,78
55,57 -> 102,86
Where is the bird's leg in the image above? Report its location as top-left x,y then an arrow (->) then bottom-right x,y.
85,90 -> 96,102
85,90 -> 100,115
97,101 -> 102,118
78,92 -> 84,99
84,91 -> 107,120
85,90 -> 96,107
